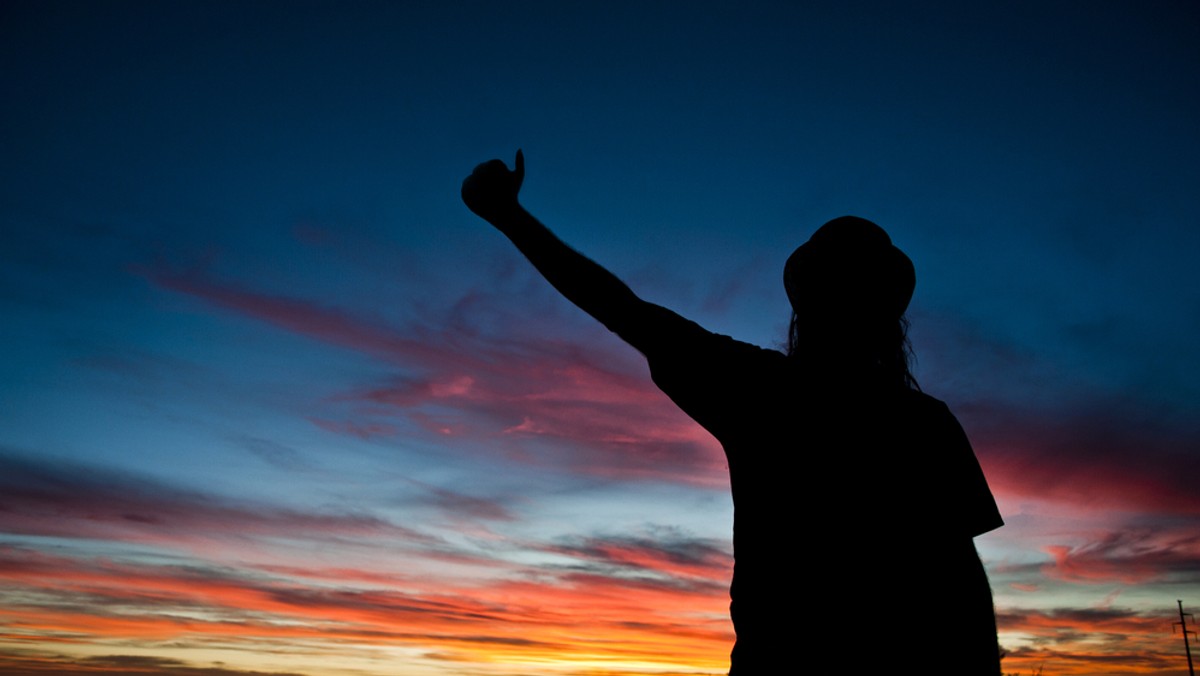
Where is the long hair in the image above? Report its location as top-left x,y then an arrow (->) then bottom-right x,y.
786,312 -> 919,391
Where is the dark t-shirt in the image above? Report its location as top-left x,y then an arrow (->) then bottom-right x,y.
617,302 -> 1003,671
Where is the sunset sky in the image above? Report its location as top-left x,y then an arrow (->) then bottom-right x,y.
3,2 -> 1199,675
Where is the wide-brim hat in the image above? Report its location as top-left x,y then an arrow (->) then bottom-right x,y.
783,216 -> 915,320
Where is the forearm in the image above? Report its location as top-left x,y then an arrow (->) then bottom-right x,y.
485,205 -> 641,333
462,151 -> 649,336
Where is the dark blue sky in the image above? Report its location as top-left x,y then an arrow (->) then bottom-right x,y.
2,2 -> 1198,674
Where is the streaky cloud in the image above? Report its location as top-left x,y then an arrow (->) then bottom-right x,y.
997,605 -> 1183,675
542,530 -> 732,585
0,541 -> 730,672
974,398 -> 1200,517
140,266 -> 728,487
915,308 -> 1200,517
1040,527 -> 1200,585
0,449 -> 424,546
0,652 -> 312,676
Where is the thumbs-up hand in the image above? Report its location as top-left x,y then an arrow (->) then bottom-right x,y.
462,150 -> 525,222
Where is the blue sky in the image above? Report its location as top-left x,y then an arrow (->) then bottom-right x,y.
2,2 -> 1198,674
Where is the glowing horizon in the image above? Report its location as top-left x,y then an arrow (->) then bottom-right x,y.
3,2 -> 1198,675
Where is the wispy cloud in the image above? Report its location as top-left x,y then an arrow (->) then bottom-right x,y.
144,265 -> 1200,515
998,606 -> 1183,675
0,539 -> 730,673
0,449 -> 732,672
974,401 -> 1200,517
1040,527 -> 1200,585
541,530 -> 732,588
139,266 -> 728,487
0,652 -> 312,676
916,309 -> 1200,518
420,485 -> 517,523
0,450 -> 423,547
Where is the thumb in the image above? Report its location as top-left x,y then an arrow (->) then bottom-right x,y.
514,149 -> 525,187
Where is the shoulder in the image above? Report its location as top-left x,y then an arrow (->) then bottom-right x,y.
894,391 -> 977,454
901,391 -> 1005,537
895,389 -> 960,425
900,388 -> 949,410
631,302 -> 782,364
636,307 -> 783,421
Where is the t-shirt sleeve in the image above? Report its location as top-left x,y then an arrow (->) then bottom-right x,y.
604,301 -> 711,358
937,402 -> 1004,537
612,301 -> 774,441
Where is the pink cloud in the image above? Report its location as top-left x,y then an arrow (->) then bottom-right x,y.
1039,527 -> 1200,585
142,265 -> 1200,511
540,532 -> 732,586
0,540 -> 732,673
422,485 -> 517,522
981,437 -> 1200,519
140,266 -> 728,487
0,452 -> 426,549
136,266 -> 458,368
914,310 -> 1200,520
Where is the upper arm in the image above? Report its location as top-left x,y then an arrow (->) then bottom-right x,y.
936,403 -> 1004,537
601,300 -> 709,359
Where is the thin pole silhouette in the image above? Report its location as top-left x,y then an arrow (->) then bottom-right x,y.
1176,600 -> 1196,676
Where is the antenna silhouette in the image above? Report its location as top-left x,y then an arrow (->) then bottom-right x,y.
1175,600 -> 1196,676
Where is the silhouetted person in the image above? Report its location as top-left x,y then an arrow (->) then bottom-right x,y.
462,151 -> 1003,675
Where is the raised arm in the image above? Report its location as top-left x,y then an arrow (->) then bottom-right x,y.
461,150 -> 651,342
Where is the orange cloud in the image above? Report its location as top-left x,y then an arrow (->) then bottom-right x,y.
0,536 -> 732,675
997,607 -> 1185,676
